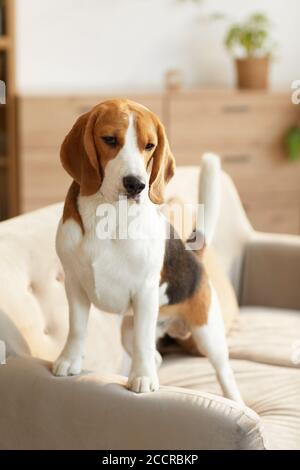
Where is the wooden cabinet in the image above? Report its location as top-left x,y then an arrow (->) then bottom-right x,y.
0,0 -> 18,220
21,148 -> 71,212
20,95 -> 164,149
168,90 -> 298,163
19,89 -> 300,235
167,89 -> 300,234
241,191 -> 300,235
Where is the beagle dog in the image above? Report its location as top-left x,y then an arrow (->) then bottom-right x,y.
52,99 -> 243,403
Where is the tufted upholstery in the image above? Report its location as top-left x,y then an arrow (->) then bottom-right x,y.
0,167 -> 299,450
0,203 -> 123,373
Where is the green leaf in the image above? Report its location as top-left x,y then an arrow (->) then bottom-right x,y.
224,11 -> 273,57
285,127 -> 300,162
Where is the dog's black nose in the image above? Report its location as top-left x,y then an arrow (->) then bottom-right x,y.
123,175 -> 145,196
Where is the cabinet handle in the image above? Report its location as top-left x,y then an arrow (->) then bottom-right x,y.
222,154 -> 252,164
222,105 -> 250,114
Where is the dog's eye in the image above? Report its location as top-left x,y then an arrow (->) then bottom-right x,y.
145,143 -> 155,151
102,136 -> 117,147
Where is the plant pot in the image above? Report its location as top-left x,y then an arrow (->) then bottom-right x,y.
235,57 -> 269,90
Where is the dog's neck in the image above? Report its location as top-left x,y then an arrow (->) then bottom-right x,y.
78,190 -> 164,241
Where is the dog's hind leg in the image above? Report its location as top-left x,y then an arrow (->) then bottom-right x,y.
191,284 -> 244,404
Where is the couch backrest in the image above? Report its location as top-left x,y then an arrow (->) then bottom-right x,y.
0,204 -> 123,373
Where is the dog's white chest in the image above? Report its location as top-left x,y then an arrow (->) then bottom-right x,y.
57,195 -> 166,315
85,237 -> 161,313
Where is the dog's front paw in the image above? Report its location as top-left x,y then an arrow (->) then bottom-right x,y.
52,354 -> 82,377
127,369 -> 159,393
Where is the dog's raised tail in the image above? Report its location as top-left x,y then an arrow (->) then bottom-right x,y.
197,153 -> 221,246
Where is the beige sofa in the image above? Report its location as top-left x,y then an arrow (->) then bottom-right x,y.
0,167 -> 299,450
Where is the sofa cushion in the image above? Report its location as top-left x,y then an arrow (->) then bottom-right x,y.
228,307 -> 300,369
159,356 -> 300,450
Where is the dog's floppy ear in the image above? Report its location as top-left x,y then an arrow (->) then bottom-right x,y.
149,121 -> 175,204
60,110 -> 102,196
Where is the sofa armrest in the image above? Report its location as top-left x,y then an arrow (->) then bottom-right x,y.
241,232 -> 300,310
0,356 -> 266,450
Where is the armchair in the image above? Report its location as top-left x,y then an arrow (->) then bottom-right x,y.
0,167 -> 299,450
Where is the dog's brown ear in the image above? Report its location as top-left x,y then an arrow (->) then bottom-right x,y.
149,121 -> 175,204
60,110 -> 102,196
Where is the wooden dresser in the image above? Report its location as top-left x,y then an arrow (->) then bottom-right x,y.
167,89 -> 300,235
19,89 -> 300,234
0,0 -> 18,221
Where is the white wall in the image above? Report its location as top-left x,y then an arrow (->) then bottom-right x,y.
16,0 -> 300,94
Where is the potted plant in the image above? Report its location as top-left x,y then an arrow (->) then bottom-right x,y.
225,13 -> 274,89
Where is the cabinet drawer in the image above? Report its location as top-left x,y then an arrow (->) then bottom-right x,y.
169,90 -> 299,167
241,191 -> 300,234
20,94 -> 164,149
21,149 -> 71,213
70,95 -> 164,121
20,97 -> 76,149
228,163 -> 300,194
246,207 -> 299,234
173,148 -> 285,169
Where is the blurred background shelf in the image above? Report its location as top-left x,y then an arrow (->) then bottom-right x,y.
0,36 -> 10,49
0,0 -> 18,221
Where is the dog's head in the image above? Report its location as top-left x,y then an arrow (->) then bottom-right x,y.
60,99 -> 175,204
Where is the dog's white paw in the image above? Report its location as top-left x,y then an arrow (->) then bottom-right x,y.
127,370 -> 159,393
52,355 -> 82,377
